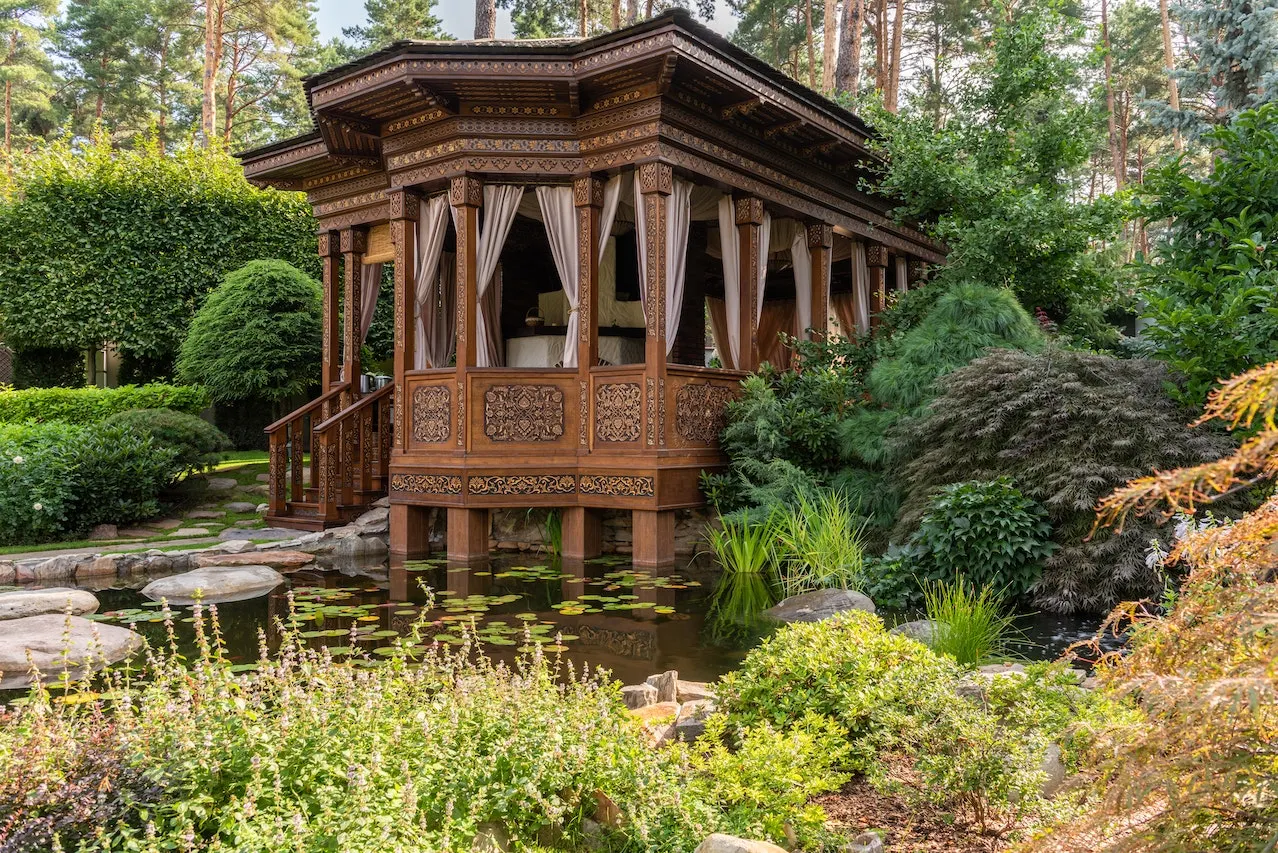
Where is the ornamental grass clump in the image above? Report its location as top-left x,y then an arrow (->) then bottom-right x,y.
922,578 -> 1024,667
774,491 -> 868,596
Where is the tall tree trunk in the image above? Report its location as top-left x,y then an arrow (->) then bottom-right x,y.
873,0 -> 887,95
5,30 -> 15,157
611,0 -> 621,29
644,0 -> 653,19
834,0 -> 862,93
884,0 -> 903,111
580,0 -> 587,36
1159,0 -> 1182,151
474,0 -> 496,38
223,62 -> 237,143
157,37 -> 169,154
804,0 -> 817,88
201,0 -> 221,146
96,54 -> 107,120
626,0 -> 638,24
1101,0 -> 1123,189
822,0 -> 836,92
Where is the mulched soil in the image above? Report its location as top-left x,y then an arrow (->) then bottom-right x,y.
816,778 -> 1014,853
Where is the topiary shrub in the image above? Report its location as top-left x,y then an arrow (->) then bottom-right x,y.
891,347 -> 1236,613
0,384 -> 211,424
102,409 -> 231,477
11,347 -> 84,389
177,260 -> 322,406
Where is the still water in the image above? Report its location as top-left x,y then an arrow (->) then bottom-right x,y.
77,554 -> 1110,686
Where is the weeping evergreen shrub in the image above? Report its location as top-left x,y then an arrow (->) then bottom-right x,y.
891,347 -> 1235,613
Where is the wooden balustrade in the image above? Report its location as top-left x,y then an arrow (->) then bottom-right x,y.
312,383 -> 395,522
265,383 -> 349,517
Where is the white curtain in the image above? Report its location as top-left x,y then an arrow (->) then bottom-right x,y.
359,262 -> 383,345
414,194 -> 452,369
599,175 -> 623,262
895,256 -> 909,294
790,223 -> 813,338
536,186 -> 580,367
451,184 -> 522,367
633,171 -> 694,356
717,195 -> 740,369
755,211 -> 772,320
852,241 -> 871,335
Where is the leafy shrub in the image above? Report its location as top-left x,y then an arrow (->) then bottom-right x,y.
0,383 -> 210,424
891,347 -> 1235,612
0,138 -> 318,366
177,260 -> 323,405
102,408 -> 231,476
875,478 -> 1055,605
11,346 -> 84,388
1139,105 -> 1278,407
0,422 -> 178,543
0,617 -> 846,853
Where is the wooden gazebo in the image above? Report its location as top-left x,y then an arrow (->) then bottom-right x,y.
240,10 -> 944,565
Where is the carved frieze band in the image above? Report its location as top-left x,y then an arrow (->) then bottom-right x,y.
579,475 -> 655,497
411,385 -> 452,443
468,475 -> 576,496
391,473 -> 463,495
595,383 -> 642,443
483,384 -> 565,442
674,383 -> 736,444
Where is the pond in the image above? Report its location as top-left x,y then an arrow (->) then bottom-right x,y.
58,554 -> 1113,689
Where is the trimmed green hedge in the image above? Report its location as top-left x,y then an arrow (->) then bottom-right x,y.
0,384 -> 211,424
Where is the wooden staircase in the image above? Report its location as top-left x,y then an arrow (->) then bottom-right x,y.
264,382 -> 394,531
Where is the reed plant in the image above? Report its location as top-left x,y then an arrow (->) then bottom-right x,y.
921,578 -> 1022,666
775,491 -> 867,597
705,509 -> 782,576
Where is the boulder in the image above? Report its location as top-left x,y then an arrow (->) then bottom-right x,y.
255,503 -> 269,514
762,588 -> 876,623
629,701 -> 680,747
0,614 -> 143,690
353,506 -> 390,533
843,831 -> 886,853
0,560 -> 15,584
205,477 -> 238,492
88,523 -> 118,540
75,556 -> 120,579
621,683 -> 658,709
225,502 -> 258,514
172,528 -> 211,537
16,554 -> 81,583
332,534 -> 389,561
1039,743 -> 1066,798
675,699 -> 715,742
694,834 -> 788,853
372,496 -> 390,508
187,510 -> 226,520
141,565 -> 285,605
256,473 -> 271,483
218,527 -> 298,542
677,680 -> 714,703
0,588 -> 99,620
646,669 -> 679,703
194,550 -> 314,571
890,619 -> 942,645
149,518 -> 183,530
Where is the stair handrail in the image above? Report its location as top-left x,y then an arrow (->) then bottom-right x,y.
311,382 -> 395,513
266,382 -> 350,435
312,382 -> 394,435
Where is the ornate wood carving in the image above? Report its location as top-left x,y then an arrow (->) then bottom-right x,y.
411,385 -> 452,443
865,243 -> 888,268
467,474 -> 576,495
450,175 -> 483,207
675,384 -> 735,444
578,380 -> 588,446
384,108 -> 449,134
638,161 -> 672,195
595,383 -> 641,443
735,196 -> 764,225
578,475 -> 655,497
391,473 -> 462,494
808,222 -> 833,248
645,377 -> 656,447
482,385 -> 565,442
339,227 -> 368,254
387,189 -> 419,220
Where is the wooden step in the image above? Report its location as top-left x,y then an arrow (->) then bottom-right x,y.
266,499 -> 379,532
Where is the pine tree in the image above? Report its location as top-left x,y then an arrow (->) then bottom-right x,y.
0,0 -> 55,158
343,0 -> 448,49
135,0 -> 202,151
57,0 -> 152,138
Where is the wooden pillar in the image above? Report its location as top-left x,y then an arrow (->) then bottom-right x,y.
562,506 -> 601,560
447,507 -> 490,562
569,174 -> 604,560
340,226 -> 368,407
735,196 -> 765,372
390,503 -> 432,558
866,242 -> 888,333
319,230 -> 341,408
632,509 -> 675,567
908,258 -> 929,289
639,162 -> 671,448
450,175 -> 482,452
807,223 -> 833,342
389,189 -> 418,455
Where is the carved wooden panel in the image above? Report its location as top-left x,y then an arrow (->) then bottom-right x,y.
674,384 -> 736,445
467,474 -> 576,495
595,383 -> 642,443
579,474 -> 655,497
411,385 -> 452,443
483,384 -> 565,442
391,473 -> 462,495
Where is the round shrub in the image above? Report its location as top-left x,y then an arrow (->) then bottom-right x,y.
176,260 -> 322,405
891,347 -> 1237,613
102,409 -> 231,476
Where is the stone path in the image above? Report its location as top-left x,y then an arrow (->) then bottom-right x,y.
2,537 -> 222,564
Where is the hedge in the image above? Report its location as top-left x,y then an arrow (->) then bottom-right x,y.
0,384 -> 211,424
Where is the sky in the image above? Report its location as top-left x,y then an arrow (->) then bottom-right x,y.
314,0 -> 737,43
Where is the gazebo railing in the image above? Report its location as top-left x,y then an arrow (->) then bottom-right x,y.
266,383 -> 349,518
311,382 -> 394,522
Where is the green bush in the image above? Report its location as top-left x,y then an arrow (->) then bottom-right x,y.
0,138 -> 318,366
873,478 -> 1055,606
101,409 -> 231,477
11,346 -> 84,389
0,422 -> 178,543
177,260 -> 322,405
891,347 -> 1236,612
0,383 -> 210,424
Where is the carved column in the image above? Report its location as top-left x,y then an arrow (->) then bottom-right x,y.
319,231 -> 341,406
566,174 -> 604,561
807,223 -> 833,342
340,226 -> 368,407
908,258 -> 929,289
639,162 -> 671,448
736,196 -> 765,372
389,190 -> 418,453
866,242 -> 888,333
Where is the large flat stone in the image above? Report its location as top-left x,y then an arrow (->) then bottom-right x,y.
0,588 -> 99,620
0,614 -> 142,689
762,588 -> 876,623
694,834 -> 788,853
193,550 -> 314,571
218,527 -> 298,542
141,565 -> 285,605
